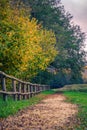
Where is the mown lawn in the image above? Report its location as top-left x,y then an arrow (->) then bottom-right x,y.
0,90 -> 55,118
63,90 -> 87,129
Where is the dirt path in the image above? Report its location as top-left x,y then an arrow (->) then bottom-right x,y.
0,94 -> 78,130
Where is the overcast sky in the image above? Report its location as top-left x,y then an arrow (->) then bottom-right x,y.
61,0 -> 87,50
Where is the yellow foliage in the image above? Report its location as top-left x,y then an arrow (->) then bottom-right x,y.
0,1 -> 57,79
84,66 -> 87,69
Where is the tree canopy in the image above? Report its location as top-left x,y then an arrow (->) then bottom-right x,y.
23,0 -> 86,85
0,0 -> 86,86
0,0 -> 57,80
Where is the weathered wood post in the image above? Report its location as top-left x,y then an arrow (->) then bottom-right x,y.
34,85 -> 37,95
18,82 -> 21,100
27,84 -> 30,99
12,79 -> 17,101
31,85 -> 34,97
23,84 -> 27,100
43,85 -> 45,91
30,85 -> 33,97
44,86 -> 46,91
37,85 -> 39,93
40,86 -> 42,92
42,85 -> 44,91
33,85 -> 35,96
1,76 -> 7,101
0,71 -> 51,101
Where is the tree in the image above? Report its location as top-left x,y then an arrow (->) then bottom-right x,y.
0,0 -> 57,80
22,0 -> 86,85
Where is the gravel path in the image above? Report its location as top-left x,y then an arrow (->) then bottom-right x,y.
0,94 -> 78,130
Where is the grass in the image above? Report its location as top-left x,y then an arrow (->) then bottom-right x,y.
59,84 -> 87,129
58,84 -> 87,92
1,84 -> 87,129
0,90 -> 55,118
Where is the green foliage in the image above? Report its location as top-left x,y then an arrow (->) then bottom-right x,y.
31,70 -> 53,85
0,0 -> 57,80
23,0 -> 86,85
49,71 -> 71,88
0,0 -> 86,86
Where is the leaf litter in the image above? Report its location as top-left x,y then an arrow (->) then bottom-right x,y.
0,94 -> 78,130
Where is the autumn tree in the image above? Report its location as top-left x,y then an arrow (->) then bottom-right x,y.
0,0 -> 57,80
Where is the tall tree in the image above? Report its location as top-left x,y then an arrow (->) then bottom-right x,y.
22,0 -> 86,85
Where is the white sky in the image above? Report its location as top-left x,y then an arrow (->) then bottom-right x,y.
61,0 -> 87,51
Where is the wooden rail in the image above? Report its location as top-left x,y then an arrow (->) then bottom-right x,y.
0,71 -> 50,101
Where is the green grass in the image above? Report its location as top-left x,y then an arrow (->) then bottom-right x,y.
41,89 -> 55,95
1,85 -> 87,129
0,90 -> 55,118
59,84 -> 87,129
58,84 -> 87,92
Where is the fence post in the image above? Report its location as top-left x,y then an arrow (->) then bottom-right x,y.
1,76 -> 7,101
18,82 -> 21,100
34,85 -> 37,95
30,85 -> 33,97
27,84 -> 30,99
0,71 -> 51,101
23,84 -> 27,100
33,85 -> 35,96
12,79 -> 17,101
43,85 -> 45,91
42,86 -> 44,91
37,85 -> 39,93
40,86 -> 42,92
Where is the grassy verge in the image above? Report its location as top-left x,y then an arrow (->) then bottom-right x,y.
63,90 -> 87,129
58,84 -> 87,92
0,90 -> 55,118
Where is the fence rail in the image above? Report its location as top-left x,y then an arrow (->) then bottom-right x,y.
0,71 -> 50,101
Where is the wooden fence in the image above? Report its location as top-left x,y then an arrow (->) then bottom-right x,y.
0,71 -> 50,101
